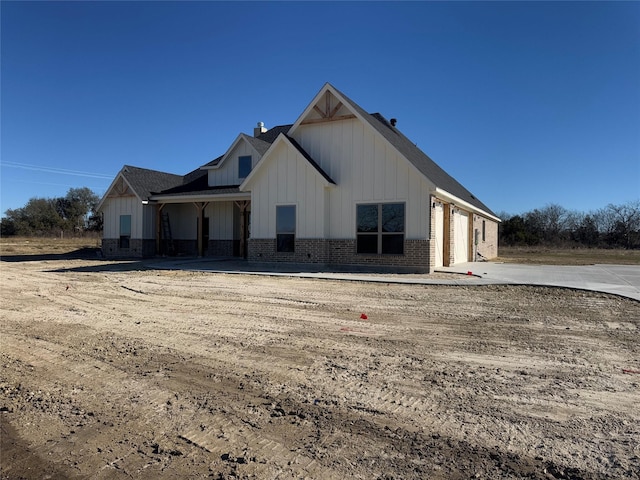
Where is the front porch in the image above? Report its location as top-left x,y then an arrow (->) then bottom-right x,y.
155,198 -> 251,258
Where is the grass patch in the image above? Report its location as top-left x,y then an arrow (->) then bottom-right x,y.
497,246 -> 640,265
0,236 -> 101,256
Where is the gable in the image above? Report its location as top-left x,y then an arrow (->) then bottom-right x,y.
240,134 -> 334,192
97,165 -> 182,212
291,83 -> 497,220
202,134 -> 269,171
293,87 -> 356,127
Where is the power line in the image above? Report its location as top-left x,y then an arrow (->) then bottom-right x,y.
0,162 -> 113,179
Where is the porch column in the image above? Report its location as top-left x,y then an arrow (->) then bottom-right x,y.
235,200 -> 250,259
156,203 -> 165,255
193,202 -> 209,257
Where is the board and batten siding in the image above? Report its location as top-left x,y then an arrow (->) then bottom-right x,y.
102,196 -> 144,239
206,202 -> 235,240
249,140 -> 327,239
208,140 -> 259,187
294,119 -> 434,240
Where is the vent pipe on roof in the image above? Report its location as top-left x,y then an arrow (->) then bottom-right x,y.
254,121 -> 267,137
390,118 -> 397,127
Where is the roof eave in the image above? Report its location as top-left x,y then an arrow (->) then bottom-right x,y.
149,192 -> 251,204
434,188 -> 501,222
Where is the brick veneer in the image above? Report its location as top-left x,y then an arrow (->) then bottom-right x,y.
101,238 -> 236,258
472,215 -> 498,260
248,238 -> 430,271
101,238 -> 155,258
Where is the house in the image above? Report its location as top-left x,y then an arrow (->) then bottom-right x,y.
97,83 -> 500,271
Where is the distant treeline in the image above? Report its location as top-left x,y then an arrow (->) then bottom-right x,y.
1,187 -> 103,237
498,200 -> 640,249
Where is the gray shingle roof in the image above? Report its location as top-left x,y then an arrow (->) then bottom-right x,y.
331,85 -> 497,217
256,124 -> 292,144
120,165 -> 183,200
116,88 -> 494,217
203,126 -> 292,167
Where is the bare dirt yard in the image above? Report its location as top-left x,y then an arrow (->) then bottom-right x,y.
1,242 -> 639,479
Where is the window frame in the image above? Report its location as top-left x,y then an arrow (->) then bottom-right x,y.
276,205 -> 296,253
356,202 -> 405,255
119,214 -> 131,249
238,155 -> 252,179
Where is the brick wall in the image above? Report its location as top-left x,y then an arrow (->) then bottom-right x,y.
248,238 -> 329,264
102,238 -> 153,258
248,238 -> 430,271
206,240 -> 234,257
472,215 -> 499,260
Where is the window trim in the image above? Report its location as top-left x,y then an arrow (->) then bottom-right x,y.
356,202 -> 405,255
238,155 -> 252,179
276,204 -> 296,253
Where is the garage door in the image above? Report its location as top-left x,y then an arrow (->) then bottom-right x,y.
453,210 -> 469,264
434,203 -> 444,268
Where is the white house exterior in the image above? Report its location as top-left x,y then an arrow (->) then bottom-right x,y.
97,83 -> 499,271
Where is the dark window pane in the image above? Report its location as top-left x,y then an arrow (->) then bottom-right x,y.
381,204 -> 404,233
357,234 -> 378,254
120,215 -> 131,236
276,205 -> 295,233
119,236 -> 130,249
239,156 -> 252,178
382,234 -> 404,254
357,204 -> 378,232
277,234 -> 295,252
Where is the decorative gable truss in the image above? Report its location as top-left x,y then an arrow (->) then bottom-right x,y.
300,90 -> 356,125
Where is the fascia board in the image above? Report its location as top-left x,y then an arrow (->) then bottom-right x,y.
434,188 -> 501,222
149,192 -> 251,204
202,134 -> 261,171
96,171 -> 143,212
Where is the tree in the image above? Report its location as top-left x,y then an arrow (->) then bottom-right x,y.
4,198 -> 64,236
1,187 -> 102,237
572,214 -> 599,247
60,187 -> 100,230
601,201 -> 640,249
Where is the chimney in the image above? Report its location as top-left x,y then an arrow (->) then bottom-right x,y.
254,121 -> 267,137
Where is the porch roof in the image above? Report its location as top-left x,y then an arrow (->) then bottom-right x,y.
150,185 -> 249,203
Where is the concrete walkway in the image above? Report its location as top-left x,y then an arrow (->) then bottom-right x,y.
438,262 -> 640,301
150,258 -> 640,301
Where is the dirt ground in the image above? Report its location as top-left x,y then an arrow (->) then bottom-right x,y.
1,254 -> 639,479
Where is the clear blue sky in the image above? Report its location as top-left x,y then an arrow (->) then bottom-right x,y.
2,1 -> 639,217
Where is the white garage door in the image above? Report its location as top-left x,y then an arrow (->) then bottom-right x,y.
434,203 -> 444,268
453,210 -> 469,264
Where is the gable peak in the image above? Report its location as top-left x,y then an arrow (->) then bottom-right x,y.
298,86 -> 356,127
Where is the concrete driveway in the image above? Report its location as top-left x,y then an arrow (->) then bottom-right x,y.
438,262 -> 640,301
152,257 -> 640,301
